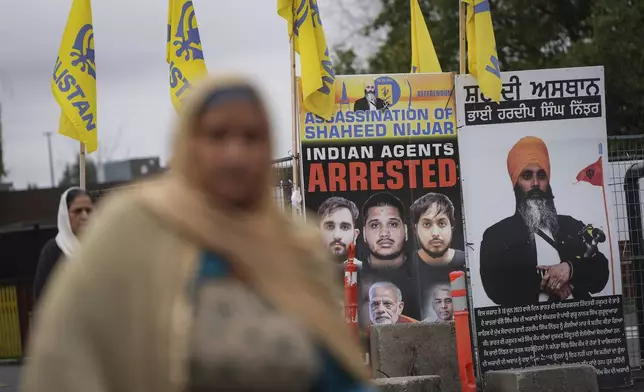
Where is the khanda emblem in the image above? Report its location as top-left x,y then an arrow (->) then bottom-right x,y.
586,169 -> 595,179
70,24 -> 96,79
172,1 -> 204,61
379,86 -> 391,105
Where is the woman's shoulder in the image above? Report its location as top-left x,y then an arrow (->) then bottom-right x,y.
87,186 -> 160,230
39,238 -> 61,259
280,213 -> 328,263
65,186 -> 194,286
41,237 -> 60,251
71,188 -> 176,266
278,213 -> 343,297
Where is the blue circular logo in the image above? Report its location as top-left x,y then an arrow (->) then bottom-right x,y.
374,76 -> 401,106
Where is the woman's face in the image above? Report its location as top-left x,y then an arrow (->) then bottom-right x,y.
68,194 -> 94,235
191,99 -> 271,208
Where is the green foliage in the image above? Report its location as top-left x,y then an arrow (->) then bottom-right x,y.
58,156 -> 97,187
368,0 -> 459,73
333,0 -> 644,135
332,47 -> 364,75
559,0 -> 644,136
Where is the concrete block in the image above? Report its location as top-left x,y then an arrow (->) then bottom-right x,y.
373,376 -> 441,392
485,364 -> 598,392
370,323 -> 459,392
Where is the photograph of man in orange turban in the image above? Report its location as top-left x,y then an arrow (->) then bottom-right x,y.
478,136 -> 609,306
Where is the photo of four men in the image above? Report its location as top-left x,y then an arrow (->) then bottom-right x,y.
317,191 -> 466,330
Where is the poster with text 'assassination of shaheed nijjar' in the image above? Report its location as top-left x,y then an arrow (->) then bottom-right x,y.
456,66 -> 630,388
299,73 -> 466,346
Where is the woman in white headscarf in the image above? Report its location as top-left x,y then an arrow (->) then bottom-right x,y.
33,187 -> 94,302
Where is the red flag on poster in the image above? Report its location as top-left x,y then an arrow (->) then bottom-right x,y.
576,156 -> 604,187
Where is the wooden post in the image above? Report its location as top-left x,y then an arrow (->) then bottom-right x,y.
289,38 -> 301,215
459,1 -> 467,74
79,142 -> 86,189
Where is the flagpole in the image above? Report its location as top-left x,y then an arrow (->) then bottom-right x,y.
601,182 -> 616,294
79,142 -> 86,189
458,1 -> 466,74
289,38 -> 301,216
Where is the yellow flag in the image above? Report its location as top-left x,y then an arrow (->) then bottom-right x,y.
51,0 -> 98,153
464,0 -> 501,102
167,0 -> 207,111
277,0 -> 336,120
410,0 -> 442,73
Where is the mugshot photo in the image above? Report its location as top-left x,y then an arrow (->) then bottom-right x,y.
317,196 -> 363,268
313,188 -> 465,326
422,282 -> 454,323
360,280 -> 417,328
409,192 -> 466,293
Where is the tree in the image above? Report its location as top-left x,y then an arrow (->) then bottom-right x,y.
560,0 -> 644,136
58,155 -> 98,187
333,0 -> 643,136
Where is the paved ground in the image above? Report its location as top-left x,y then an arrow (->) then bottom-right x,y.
2,364 -> 644,391
0,364 -> 20,392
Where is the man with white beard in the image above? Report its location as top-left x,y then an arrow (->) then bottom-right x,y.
479,136 -> 609,307
353,82 -> 388,112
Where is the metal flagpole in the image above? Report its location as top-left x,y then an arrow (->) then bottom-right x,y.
459,1 -> 467,74
289,38 -> 302,216
79,142 -> 86,189
44,132 -> 55,187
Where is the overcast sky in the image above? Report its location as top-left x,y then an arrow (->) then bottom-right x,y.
0,0 -> 381,189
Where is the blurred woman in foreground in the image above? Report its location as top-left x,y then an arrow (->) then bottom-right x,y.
22,75 -> 372,392
33,187 -> 93,302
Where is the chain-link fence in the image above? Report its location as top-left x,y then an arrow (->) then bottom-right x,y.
607,135 -> 644,375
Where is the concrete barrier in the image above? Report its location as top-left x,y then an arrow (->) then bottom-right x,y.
370,323 -> 460,392
485,364 -> 598,392
373,376 -> 441,392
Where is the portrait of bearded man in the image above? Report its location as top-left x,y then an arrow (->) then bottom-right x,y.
479,136 -> 610,306
317,196 -> 363,268
353,82 -> 388,112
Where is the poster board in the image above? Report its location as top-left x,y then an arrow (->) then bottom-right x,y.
299,73 -> 465,361
456,66 -> 631,387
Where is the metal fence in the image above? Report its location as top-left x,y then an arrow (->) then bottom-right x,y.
271,156 -> 294,213
607,135 -> 644,374
0,285 -> 22,359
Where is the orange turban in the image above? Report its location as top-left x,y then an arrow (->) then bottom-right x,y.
506,136 -> 550,185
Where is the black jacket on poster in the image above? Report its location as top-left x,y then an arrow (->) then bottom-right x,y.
353,97 -> 387,112
480,212 -> 610,307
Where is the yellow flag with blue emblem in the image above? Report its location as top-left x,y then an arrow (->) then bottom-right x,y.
463,0 -> 502,102
410,0 -> 442,73
51,0 -> 98,153
167,0 -> 207,111
277,0 -> 336,120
